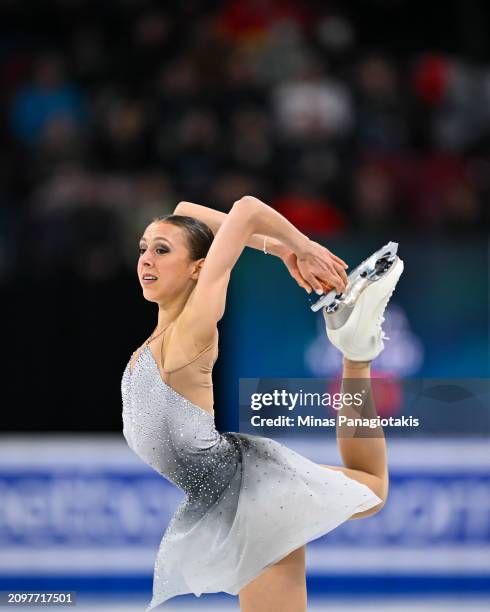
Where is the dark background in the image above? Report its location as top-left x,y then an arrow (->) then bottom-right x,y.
1,0 -> 488,433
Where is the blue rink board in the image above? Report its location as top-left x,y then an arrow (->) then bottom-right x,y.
0,575 -> 489,596
0,436 -> 489,598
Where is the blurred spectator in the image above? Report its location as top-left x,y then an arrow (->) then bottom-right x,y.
211,170 -> 267,212
353,163 -> 399,231
441,179 -> 482,231
92,96 -> 156,171
412,55 -> 490,153
218,0 -> 312,43
31,164 -> 96,213
187,16 -> 229,88
217,49 -> 268,115
432,61 -> 490,152
10,53 -> 89,147
253,20 -> 310,86
355,54 -> 409,151
172,108 -> 223,198
1,0 -> 489,286
133,10 -> 171,50
272,54 -> 353,142
316,15 -> 355,57
155,57 -> 201,117
229,106 -> 273,169
412,54 -> 450,107
70,26 -> 109,86
272,181 -> 347,235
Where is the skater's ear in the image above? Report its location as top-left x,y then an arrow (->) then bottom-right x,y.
190,258 -> 205,281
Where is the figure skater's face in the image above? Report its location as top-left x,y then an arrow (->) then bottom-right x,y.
137,221 -> 202,302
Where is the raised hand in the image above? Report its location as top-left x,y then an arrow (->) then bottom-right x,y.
296,240 -> 348,295
280,243 -> 348,295
281,250 -> 313,293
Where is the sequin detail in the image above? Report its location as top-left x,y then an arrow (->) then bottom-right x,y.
121,345 -> 382,610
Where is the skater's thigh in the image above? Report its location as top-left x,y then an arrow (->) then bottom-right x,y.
238,545 -> 307,612
319,464 -> 387,518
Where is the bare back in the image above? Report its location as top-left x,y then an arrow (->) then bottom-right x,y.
129,308 -> 219,416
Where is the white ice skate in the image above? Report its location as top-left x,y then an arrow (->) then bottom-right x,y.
311,242 -> 404,362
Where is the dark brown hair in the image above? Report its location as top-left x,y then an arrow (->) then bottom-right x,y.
152,214 -> 214,260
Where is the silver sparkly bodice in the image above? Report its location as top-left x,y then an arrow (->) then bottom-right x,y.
121,344 -> 242,520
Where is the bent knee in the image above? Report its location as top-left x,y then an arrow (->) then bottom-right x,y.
372,475 -> 389,508
369,496 -> 387,515
351,484 -> 388,520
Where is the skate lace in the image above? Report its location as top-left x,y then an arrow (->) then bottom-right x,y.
376,286 -> 396,342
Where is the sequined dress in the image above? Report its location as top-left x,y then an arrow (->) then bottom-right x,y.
121,344 -> 382,610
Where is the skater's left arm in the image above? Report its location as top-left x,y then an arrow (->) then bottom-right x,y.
175,201 -> 286,257
181,196 -> 348,348
175,200 -> 346,294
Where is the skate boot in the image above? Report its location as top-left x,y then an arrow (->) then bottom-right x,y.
311,242 -> 404,362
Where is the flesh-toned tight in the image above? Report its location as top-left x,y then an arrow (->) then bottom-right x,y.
238,358 -> 388,612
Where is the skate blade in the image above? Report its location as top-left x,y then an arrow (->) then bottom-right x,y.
310,241 -> 399,321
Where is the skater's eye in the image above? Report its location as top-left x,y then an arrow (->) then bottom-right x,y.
138,246 -> 169,255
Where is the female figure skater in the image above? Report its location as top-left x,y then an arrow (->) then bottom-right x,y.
121,195 -> 404,611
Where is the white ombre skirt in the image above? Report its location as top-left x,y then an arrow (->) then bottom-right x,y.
121,344 -> 382,610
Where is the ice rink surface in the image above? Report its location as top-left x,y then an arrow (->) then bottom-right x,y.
8,597 -> 490,612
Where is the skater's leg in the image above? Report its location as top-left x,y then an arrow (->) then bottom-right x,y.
238,545 -> 307,612
317,253 -> 403,518
319,357 -> 388,519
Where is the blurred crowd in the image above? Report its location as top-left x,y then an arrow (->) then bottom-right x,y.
1,0 -> 489,282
